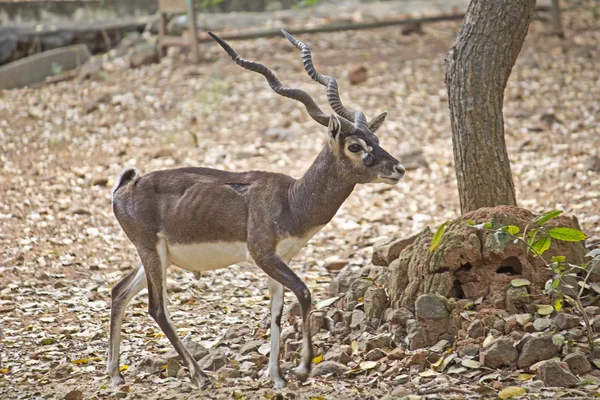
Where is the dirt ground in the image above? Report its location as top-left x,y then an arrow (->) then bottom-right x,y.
1,4 -> 599,400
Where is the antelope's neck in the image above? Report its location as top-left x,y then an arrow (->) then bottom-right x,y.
289,146 -> 355,232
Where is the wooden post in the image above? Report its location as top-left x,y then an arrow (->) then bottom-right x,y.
186,0 -> 200,63
158,11 -> 167,58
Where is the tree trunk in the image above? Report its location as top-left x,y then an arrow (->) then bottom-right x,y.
445,0 -> 535,214
551,0 -> 565,38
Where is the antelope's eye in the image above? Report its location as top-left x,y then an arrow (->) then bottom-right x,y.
348,144 -> 363,153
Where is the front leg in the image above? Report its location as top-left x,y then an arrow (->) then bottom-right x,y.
252,252 -> 313,383
267,277 -> 287,388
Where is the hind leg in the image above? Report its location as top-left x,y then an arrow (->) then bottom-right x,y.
141,238 -> 210,389
106,264 -> 147,388
267,277 -> 287,388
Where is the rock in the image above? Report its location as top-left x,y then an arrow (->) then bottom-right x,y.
585,306 -> 600,318
365,348 -> 386,361
467,319 -> 485,339
518,336 -> 560,368
165,336 -> 209,361
198,352 -> 228,371
415,294 -> 449,320
364,287 -> 388,319
506,286 -> 531,314
538,360 -> 579,387
219,367 -> 241,378
167,358 -> 181,378
398,149 -> 429,170
334,321 -> 348,336
136,357 -> 166,374
533,317 -> 552,332
524,322 -> 536,333
129,43 -> 158,68
345,278 -> 374,302
324,344 -> 351,364
287,300 -> 301,317
309,361 -> 349,377
47,362 -> 73,379
350,309 -> 367,330
358,333 -> 392,351
372,235 -> 417,266
330,267 -> 361,296
584,155 -> 600,172
458,343 -> 480,358
387,348 -> 406,361
309,311 -> 325,336
480,338 -> 518,369
414,294 -> 456,346
406,350 -> 427,371
348,64 -> 367,85
407,319 -> 428,350
239,340 -> 265,355
83,93 -> 112,114
563,353 -> 591,375
553,313 -> 580,331
223,325 -> 251,340
77,60 -> 102,82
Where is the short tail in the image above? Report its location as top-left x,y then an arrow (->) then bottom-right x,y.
112,167 -> 139,197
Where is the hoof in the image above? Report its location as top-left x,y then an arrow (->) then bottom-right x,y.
110,373 -> 126,389
272,374 -> 288,389
190,374 -> 212,390
292,366 -> 309,382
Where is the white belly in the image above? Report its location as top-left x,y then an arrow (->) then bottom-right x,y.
166,225 -> 324,272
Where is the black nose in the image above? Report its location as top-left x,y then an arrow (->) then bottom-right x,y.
395,164 -> 405,176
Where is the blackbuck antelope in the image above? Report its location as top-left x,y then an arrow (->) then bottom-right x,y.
107,30 -> 405,390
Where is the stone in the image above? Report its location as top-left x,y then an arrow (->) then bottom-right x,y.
129,43 -> 158,68
406,350 -> 427,371
324,344 -> 352,364
538,360 -> 579,387
518,336 -> 560,368
387,348 -> 406,361
415,294 -> 449,320
524,322 -> 536,333
334,321 -> 348,336
198,352 -> 228,371
457,343 -> 480,358
0,44 -> 90,90
358,333 -> 392,351
533,317 -> 552,332
350,309 -> 367,330
348,64 -> 367,85
553,313 -> 580,331
372,235 -> 417,266
365,348 -> 386,361
136,357 -> 166,374
506,286 -> 531,314
77,59 -> 102,82
223,325 -> 251,340
310,311 -> 325,336
401,22 -> 424,35
345,278 -> 374,302
309,361 -> 349,377
324,257 -> 348,272
219,367 -> 241,378
467,319 -> 485,338
563,353 -> 591,375
165,336 -> 208,361
239,340 -> 265,355
585,306 -> 600,318
392,386 -> 413,397
364,287 -> 388,319
330,267 -> 361,296
584,155 -> 600,172
167,358 -> 181,378
480,338 -> 518,369
287,300 -> 301,317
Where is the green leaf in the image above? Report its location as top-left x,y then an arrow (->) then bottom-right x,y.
547,227 -> 588,242
511,278 -> 531,287
527,228 -> 538,246
537,304 -> 554,316
430,222 -> 448,253
552,255 -> 566,263
534,210 -> 563,226
503,225 -> 520,235
532,237 -> 551,257
466,219 -> 476,226
552,279 -> 561,290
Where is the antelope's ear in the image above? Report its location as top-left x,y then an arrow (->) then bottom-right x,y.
368,111 -> 387,133
327,114 -> 342,152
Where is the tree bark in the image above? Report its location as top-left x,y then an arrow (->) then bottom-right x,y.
445,0 -> 535,214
